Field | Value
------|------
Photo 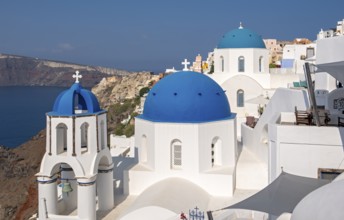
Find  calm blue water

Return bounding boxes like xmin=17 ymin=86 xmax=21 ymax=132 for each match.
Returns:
xmin=0 ymin=86 xmax=66 ymax=148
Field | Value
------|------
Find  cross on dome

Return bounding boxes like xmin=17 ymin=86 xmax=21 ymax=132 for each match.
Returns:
xmin=239 ymin=22 xmax=244 ymax=29
xmin=182 ymin=59 xmax=190 ymax=71
xmin=73 ymin=71 xmax=82 ymax=83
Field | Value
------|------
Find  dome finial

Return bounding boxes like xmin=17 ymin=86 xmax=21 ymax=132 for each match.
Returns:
xmin=239 ymin=22 xmax=244 ymax=29
xmin=73 ymin=71 xmax=82 ymax=83
xmin=181 ymin=59 xmax=190 ymax=71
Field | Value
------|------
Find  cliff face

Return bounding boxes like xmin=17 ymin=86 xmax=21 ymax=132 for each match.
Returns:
xmin=92 ymin=72 xmax=161 ymax=107
xmin=0 ymin=54 xmax=132 ymax=88
xmin=0 ymin=130 xmax=46 ymax=220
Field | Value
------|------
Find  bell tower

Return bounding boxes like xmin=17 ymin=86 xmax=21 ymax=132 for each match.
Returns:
xmin=36 ymin=71 xmax=114 ymax=220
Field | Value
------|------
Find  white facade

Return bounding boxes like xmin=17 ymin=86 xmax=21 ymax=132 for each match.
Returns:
xmin=213 ymin=48 xmax=269 ymax=76
xmin=210 ymin=46 xmax=270 ymax=119
xmin=282 ymin=43 xmax=316 ymax=74
xmin=315 ymin=35 xmax=344 ymax=92
xmin=268 ymin=123 xmax=344 ymax=182
xmin=126 ymin=117 xmax=237 ymax=197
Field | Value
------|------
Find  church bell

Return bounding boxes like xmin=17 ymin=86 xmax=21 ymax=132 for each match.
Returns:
xmin=62 ymin=182 xmax=73 ymax=193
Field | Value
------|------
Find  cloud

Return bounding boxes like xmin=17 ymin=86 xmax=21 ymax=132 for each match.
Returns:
xmin=52 ymin=43 xmax=74 ymax=53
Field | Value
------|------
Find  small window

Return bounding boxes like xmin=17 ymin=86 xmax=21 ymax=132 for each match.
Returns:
xmin=80 ymin=122 xmax=89 ymax=154
xmin=318 ymin=168 xmax=344 ymax=181
xmin=100 ymin=121 xmax=105 ymax=150
xmin=56 ymin=123 xmax=68 ymax=155
xmin=238 ymin=56 xmax=245 ymax=72
xmin=306 ymin=47 xmax=315 ymax=59
xmin=220 ymin=56 xmax=224 ymax=72
xmin=211 ymin=137 xmax=222 ymax=167
xmin=171 ymin=140 xmax=182 ymax=169
xmin=237 ymin=90 xmax=244 ymax=107
xmin=141 ymin=135 xmax=148 ymax=163
xmin=259 ymin=56 xmax=264 ymax=72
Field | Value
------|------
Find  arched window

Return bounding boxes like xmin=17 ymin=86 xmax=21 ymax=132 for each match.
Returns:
xmin=141 ymin=135 xmax=148 ymax=163
xmin=259 ymin=56 xmax=264 ymax=72
xmin=211 ymin=137 xmax=222 ymax=167
xmin=100 ymin=120 xmax=105 ymax=150
xmin=238 ymin=56 xmax=245 ymax=72
xmin=220 ymin=56 xmax=224 ymax=72
xmin=80 ymin=122 xmax=89 ymax=153
xmin=56 ymin=123 xmax=67 ymax=155
xmin=237 ymin=89 xmax=244 ymax=107
xmin=171 ymin=140 xmax=182 ymax=169
xmin=74 ymin=94 xmax=87 ymax=114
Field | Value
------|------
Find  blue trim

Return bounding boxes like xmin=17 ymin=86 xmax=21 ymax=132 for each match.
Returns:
xmin=47 ymin=109 xmax=106 ymax=117
xmin=218 ymin=28 xmax=266 ymax=49
xmin=137 ymin=113 xmax=236 ymax=123
xmin=78 ymin=180 xmax=96 ymax=186
xmin=37 ymin=178 xmax=58 ymax=184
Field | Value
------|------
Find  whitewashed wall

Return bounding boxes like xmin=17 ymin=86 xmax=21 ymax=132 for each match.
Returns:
xmin=269 ymin=124 xmax=344 ymax=182
xmin=127 ymin=118 xmax=237 ymax=196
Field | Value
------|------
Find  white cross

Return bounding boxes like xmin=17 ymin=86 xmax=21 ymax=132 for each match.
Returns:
xmin=73 ymin=71 xmax=82 ymax=83
xmin=239 ymin=21 xmax=244 ymax=29
xmin=182 ymin=59 xmax=190 ymax=71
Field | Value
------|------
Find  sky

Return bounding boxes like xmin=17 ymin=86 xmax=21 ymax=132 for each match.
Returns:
xmin=0 ymin=0 xmax=343 ymax=73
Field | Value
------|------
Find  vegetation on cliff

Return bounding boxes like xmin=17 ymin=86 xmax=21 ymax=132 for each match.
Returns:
xmin=92 ymin=72 xmax=161 ymax=137
xmin=108 ymin=97 xmax=140 ymax=137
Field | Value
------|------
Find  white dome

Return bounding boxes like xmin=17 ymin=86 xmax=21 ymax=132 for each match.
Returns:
xmin=291 ymin=180 xmax=344 ymax=220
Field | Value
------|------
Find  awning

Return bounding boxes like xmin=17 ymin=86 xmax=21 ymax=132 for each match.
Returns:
xmin=316 ymin=61 xmax=344 ymax=83
xmin=219 ymin=172 xmax=330 ymax=217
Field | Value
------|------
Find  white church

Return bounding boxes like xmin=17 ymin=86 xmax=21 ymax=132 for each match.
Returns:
xmin=36 ymin=22 xmax=344 ymax=220
xmin=36 ymin=72 xmax=114 ymax=220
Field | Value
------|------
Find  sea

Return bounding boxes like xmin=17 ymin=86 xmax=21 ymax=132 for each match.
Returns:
xmin=0 ymin=86 xmax=66 ymax=148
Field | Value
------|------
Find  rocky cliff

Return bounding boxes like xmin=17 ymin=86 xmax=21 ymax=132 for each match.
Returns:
xmin=0 ymin=54 xmax=132 ymax=88
xmin=0 ymin=130 xmax=46 ymax=220
xmin=92 ymin=72 xmax=161 ymax=107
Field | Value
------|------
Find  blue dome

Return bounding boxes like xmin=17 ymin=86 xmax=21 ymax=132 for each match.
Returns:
xmin=49 ymin=83 xmax=102 ymax=116
xmin=218 ymin=27 xmax=266 ymax=49
xmin=139 ymin=71 xmax=234 ymax=123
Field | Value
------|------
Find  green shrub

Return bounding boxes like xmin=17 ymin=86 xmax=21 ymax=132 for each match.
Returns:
xmin=123 ymin=124 xmax=135 ymax=137
xmin=269 ymin=63 xmax=277 ymax=68
xmin=139 ymin=87 xmax=150 ymax=97
xmin=114 ymin=124 xmax=125 ymax=136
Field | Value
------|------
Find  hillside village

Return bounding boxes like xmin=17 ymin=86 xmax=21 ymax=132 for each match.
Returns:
xmin=33 ymin=19 xmax=344 ymax=220
xmin=1 ymin=19 xmax=344 ymax=220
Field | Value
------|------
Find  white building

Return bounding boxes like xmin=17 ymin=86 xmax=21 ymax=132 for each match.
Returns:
xmin=263 ymin=39 xmax=284 ymax=65
xmin=314 ymin=32 xmax=344 ymax=93
xmin=119 ymin=71 xmax=238 ymax=218
xmin=317 ymin=19 xmax=344 ymax=40
xmin=36 ymin=72 xmax=114 ymax=220
xmin=208 ymin=24 xmax=300 ymax=129
xmin=281 ymin=42 xmax=316 ymax=74
xmin=209 ymin=24 xmax=270 ymax=120
xmin=237 ymin=21 xmax=344 ymax=220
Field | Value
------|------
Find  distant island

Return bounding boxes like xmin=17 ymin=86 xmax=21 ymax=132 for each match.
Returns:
xmin=0 ymin=54 xmax=133 ymax=88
